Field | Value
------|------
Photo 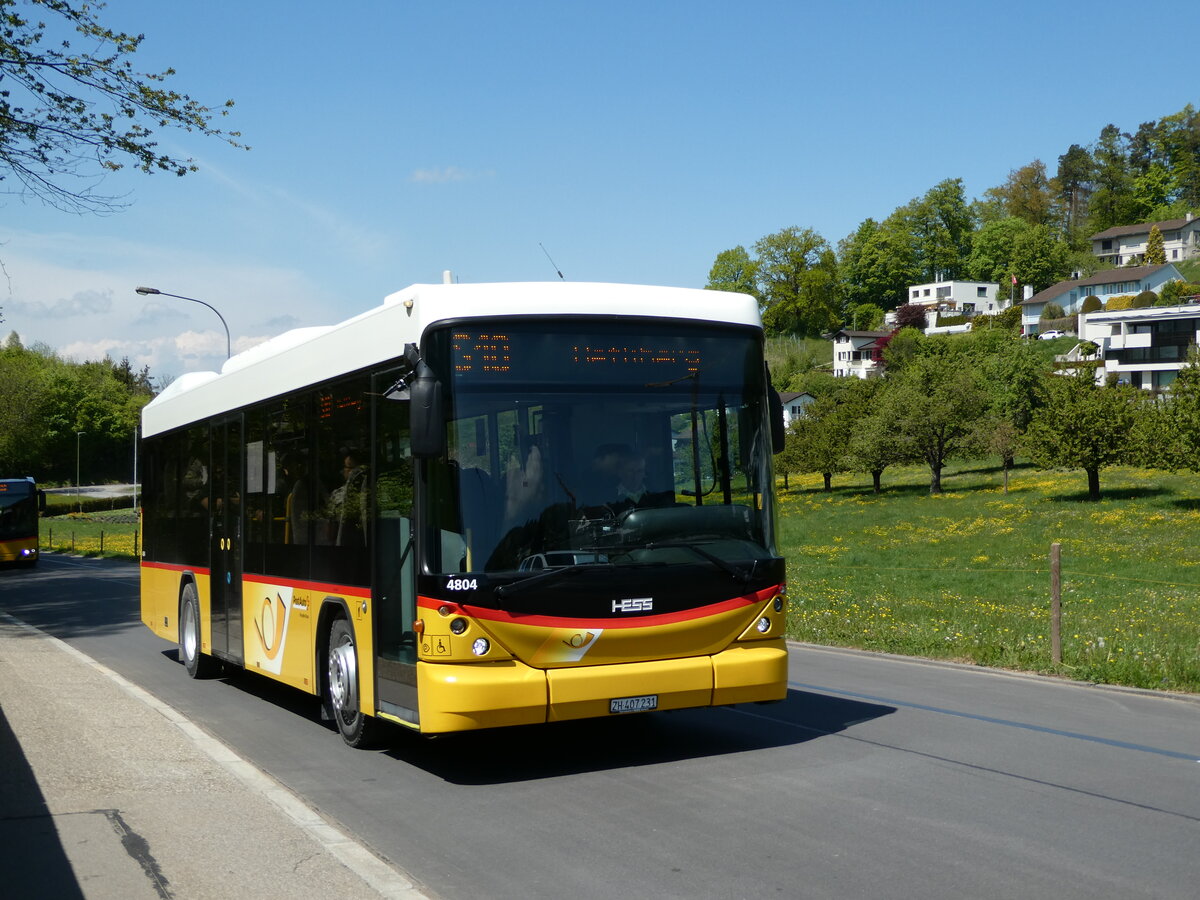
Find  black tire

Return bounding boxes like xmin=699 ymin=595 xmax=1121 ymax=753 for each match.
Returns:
xmin=179 ymin=582 xmax=218 ymax=678
xmin=326 ymin=616 xmax=380 ymax=748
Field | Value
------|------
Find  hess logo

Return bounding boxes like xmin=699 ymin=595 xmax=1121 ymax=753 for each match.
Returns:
xmin=612 ymin=597 xmax=653 ymax=613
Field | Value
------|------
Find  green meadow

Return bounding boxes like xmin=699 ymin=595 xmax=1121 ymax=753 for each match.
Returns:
xmin=778 ymin=461 xmax=1200 ymax=693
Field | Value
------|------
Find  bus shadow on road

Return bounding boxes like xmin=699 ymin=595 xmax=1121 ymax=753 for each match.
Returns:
xmin=382 ymin=688 xmax=895 ymax=785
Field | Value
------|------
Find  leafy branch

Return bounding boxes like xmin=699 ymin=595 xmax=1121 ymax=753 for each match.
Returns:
xmin=0 ymin=0 xmax=246 ymax=212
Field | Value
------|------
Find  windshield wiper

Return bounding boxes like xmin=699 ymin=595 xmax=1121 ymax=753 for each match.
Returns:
xmin=633 ymin=540 xmax=754 ymax=587
xmin=493 ymin=562 xmax=610 ymax=602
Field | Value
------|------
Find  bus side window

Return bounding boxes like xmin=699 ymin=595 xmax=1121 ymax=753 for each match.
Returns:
xmin=312 ymin=376 xmax=370 ymax=586
xmin=264 ymin=399 xmax=313 ymax=581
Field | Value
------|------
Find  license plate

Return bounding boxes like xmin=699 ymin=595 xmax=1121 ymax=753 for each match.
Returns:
xmin=610 ymin=694 xmax=658 ymax=713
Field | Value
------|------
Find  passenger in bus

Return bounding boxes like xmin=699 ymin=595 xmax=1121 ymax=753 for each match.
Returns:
xmin=282 ymin=454 xmax=324 ymax=544
xmin=331 ymin=450 xmax=368 ymax=546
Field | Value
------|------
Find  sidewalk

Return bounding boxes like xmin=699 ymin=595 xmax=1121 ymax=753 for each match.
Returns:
xmin=0 ymin=614 xmax=429 ymax=900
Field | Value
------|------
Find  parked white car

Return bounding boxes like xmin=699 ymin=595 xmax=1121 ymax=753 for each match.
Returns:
xmin=1038 ymin=330 xmax=1065 ymax=340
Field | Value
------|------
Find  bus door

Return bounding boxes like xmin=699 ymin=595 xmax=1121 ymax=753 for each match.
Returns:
xmin=209 ymin=416 xmax=244 ymax=662
xmin=372 ymin=368 xmax=419 ymax=723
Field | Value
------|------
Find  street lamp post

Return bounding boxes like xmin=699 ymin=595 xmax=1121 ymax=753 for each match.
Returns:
xmin=76 ymin=431 xmax=84 ymax=514
xmin=135 ymin=286 xmax=231 ymax=359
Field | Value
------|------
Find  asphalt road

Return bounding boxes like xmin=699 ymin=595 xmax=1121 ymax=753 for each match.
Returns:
xmin=3 ymin=555 xmax=1199 ymax=899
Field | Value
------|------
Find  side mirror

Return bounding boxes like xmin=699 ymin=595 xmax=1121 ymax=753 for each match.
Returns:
xmin=769 ymin=390 xmax=785 ymax=454
xmin=409 ymin=361 xmax=446 ymax=458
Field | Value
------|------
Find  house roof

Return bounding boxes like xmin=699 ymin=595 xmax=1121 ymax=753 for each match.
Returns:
xmin=1090 ymin=217 xmax=1197 ymax=241
xmin=827 ymin=329 xmax=891 ymax=339
xmin=778 ymin=391 xmax=814 ymax=404
xmin=1020 ymin=264 xmax=1179 ymax=306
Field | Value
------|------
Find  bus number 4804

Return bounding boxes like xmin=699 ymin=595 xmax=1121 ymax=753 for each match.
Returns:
xmin=446 ymin=578 xmax=478 ymax=591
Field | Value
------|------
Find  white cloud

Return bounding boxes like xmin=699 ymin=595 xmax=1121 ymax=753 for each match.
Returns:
xmin=9 ymin=288 xmax=113 ymax=319
xmin=1 ymin=227 xmax=338 ymax=380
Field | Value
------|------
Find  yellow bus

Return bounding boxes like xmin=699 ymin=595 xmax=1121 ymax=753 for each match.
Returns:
xmin=140 ymin=281 xmax=788 ymax=746
xmin=0 ymin=477 xmax=43 ymax=566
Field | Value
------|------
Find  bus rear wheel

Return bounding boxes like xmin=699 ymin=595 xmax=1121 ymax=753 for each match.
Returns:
xmin=326 ymin=616 xmax=380 ymax=748
xmin=179 ymin=583 xmax=218 ymax=678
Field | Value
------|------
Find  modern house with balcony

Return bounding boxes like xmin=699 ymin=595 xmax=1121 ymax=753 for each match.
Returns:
xmin=1090 ymin=215 xmax=1200 ymax=265
xmin=902 ymin=280 xmax=1004 ymax=315
xmin=829 ymin=329 xmax=889 ymax=378
xmin=1019 ymin=264 xmax=1182 ymax=336
xmin=1078 ymin=304 xmax=1200 ymax=390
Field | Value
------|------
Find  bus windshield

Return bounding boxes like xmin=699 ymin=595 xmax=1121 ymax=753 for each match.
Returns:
xmin=0 ymin=480 xmax=37 ymax=540
xmin=421 ymin=320 xmax=778 ymax=585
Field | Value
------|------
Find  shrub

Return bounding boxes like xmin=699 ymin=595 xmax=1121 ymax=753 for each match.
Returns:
xmin=893 ymin=303 xmax=929 ymax=331
xmin=1106 ymin=294 xmax=1135 ymax=311
xmin=1080 ymin=295 xmax=1102 ymax=314
xmin=1133 ymin=290 xmax=1158 ymax=308
xmin=1041 ymin=302 xmax=1065 ymax=320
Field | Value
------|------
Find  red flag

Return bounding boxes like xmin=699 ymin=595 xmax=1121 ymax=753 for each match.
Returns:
xmin=1011 ymin=275 xmax=1017 ymax=285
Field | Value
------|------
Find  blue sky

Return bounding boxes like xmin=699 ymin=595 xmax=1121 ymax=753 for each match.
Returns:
xmin=4 ymin=0 xmax=1199 ymax=378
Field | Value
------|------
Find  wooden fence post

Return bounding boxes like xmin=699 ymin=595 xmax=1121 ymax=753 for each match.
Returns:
xmin=1050 ymin=542 xmax=1062 ymax=664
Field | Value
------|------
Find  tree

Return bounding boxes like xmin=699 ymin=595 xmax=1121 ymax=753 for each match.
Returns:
xmin=1088 ymin=124 xmax=1136 ymax=233
xmin=1023 ymin=372 xmax=1144 ymax=501
xmin=0 ymin=338 xmax=152 ymax=479
xmin=906 ymin=178 xmax=973 ymax=281
xmin=983 ymin=160 xmax=1056 ymax=228
xmin=1054 ymin=144 xmax=1094 ymax=241
xmin=845 ymin=302 xmax=885 ymax=331
xmin=845 ymin=216 xmax=922 ymax=310
xmin=0 ymin=0 xmax=244 ymax=212
xmin=846 ymin=380 xmax=905 ymax=492
xmin=1145 ymin=347 xmax=1200 ymax=470
xmin=753 ymin=227 xmax=842 ymax=336
xmin=966 ymin=216 xmax=1029 ymax=285
xmin=1144 ymin=225 xmax=1167 ymax=265
xmin=977 ymin=332 xmax=1049 ymax=476
xmin=875 ymin=353 xmax=990 ymax=493
xmin=1009 ymin=224 xmax=1072 ymax=293
xmin=780 ymin=392 xmax=850 ymax=492
xmin=706 ymin=246 xmax=759 ymax=299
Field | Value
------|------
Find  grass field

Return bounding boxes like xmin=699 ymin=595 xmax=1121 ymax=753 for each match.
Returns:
xmin=40 ymin=509 xmax=139 ymax=558
xmin=778 ymin=460 xmax=1200 ymax=692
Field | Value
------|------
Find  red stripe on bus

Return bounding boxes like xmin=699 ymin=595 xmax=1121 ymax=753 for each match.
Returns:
xmin=140 ymin=561 xmax=369 ymax=598
xmin=141 ymin=560 xmax=211 ymax=576
xmin=417 ymin=584 xmax=779 ymax=630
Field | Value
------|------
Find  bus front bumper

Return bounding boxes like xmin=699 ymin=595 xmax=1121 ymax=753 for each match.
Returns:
xmin=413 ymin=639 xmax=788 ymax=734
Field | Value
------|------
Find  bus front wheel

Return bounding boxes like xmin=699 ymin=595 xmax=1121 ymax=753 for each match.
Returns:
xmin=326 ymin=617 xmax=380 ymax=748
xmin=179 ymin=583 xmax=217 ymax=678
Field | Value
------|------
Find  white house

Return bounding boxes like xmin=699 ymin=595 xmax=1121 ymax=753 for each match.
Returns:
xmin=1078 ymin=303 xmax=1200 ymax=390
xmin=1090 ymin=214 xmax=1200 ymax=266
xmin=903 ymin=280 xmax=1004 ymax=315
xmin=1019 ymin=264 xmax=1182 ymax=336
xmin=778 ymin=391 xmax=815 ymax=427
xmin=829 ymin=329 xmax=889 ymax=378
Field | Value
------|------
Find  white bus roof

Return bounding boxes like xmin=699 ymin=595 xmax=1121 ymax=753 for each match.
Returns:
xmin=142 ymin=281 xmax=762 ymax=438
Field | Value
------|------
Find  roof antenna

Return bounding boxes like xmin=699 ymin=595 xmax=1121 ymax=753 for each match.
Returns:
xmin=540 ymin=243 xmax=565 ymax=280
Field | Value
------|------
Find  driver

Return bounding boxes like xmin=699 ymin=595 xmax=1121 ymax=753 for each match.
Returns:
xmin=609 ymin=446 xmax=673 ymax=514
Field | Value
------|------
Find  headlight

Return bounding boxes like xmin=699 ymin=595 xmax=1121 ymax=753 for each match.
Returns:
xmin=756 ymin=617 xmax=771 ymax=634
xmin=471 ymin=638 xmax=490 ymax=656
